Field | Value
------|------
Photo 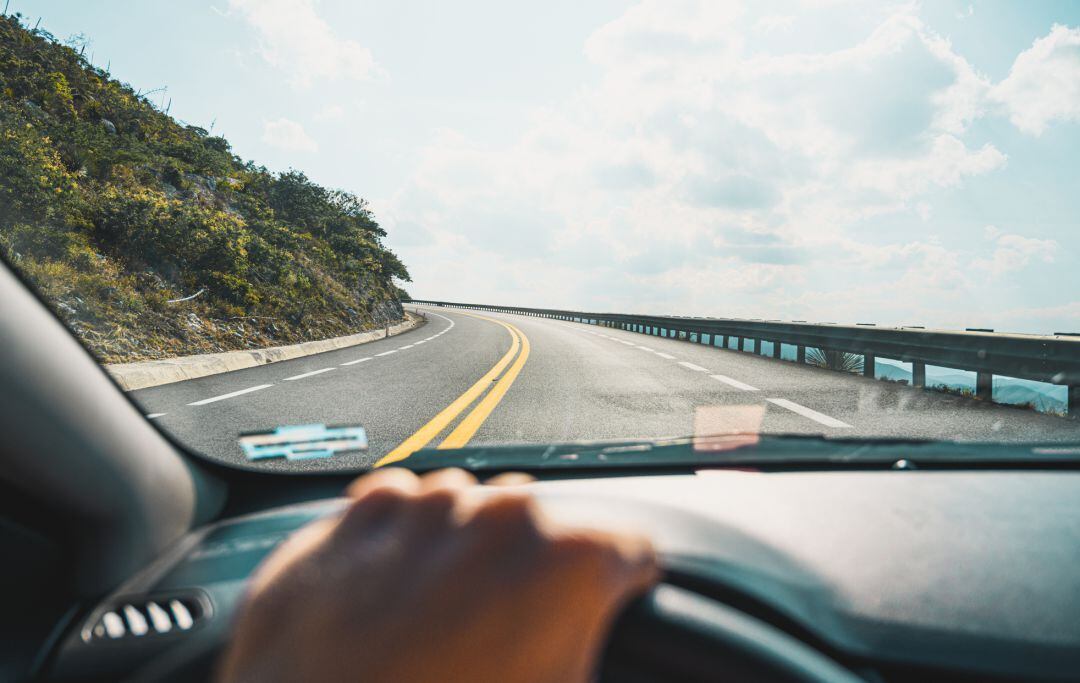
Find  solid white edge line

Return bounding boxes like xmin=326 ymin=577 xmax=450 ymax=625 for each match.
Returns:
xmin=341 ymin=357 xmax=372 ymax=366
xmin=283 ymin=368 xmax=335 ymax=381
xmin=678 ymin=361 xmax=709 ymax=372
xmin=654 ymin=352 xmax=676 ymax=360
xmin=146 ymin=413 xmax=166 ymax=419
xmin=767 ymin=398 xmax=852 ymax=428
xmin=375 ymin=350 xmax=398 ymax=357
xmin=709 ymin=375 xmax=760 ymax=392
xmin=636 ymin=345 xmax=653 ymax=351
xmin=398 ymin=344 xmax=414 ymax=350
xmin=188 ymin=384 xmax=273 ymax=406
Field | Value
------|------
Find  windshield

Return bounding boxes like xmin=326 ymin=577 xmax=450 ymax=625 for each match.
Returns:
xmin=2 ymin=2 xmax=1078 ymax=472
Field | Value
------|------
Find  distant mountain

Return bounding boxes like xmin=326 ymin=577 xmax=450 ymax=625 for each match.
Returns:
xmin=875 ymin=363 xmax=912 ymax=383
xmin=873 ymin=362 xmax=1066 ymax=413
xmin=993 ymin=379 xmax=1067 ymax=413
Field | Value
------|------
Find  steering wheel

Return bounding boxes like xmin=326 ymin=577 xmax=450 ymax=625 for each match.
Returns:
xmin=600 ymin=583 xmax=861 ymax=682
xmin=128 ymin=583 xmax=860 ymax=683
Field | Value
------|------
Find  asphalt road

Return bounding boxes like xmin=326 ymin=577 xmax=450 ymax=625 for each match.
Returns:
xmin=133 ymin=306 xmax=1080 ymax=471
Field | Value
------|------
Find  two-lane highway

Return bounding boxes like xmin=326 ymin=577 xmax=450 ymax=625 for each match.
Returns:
xmin=133 ymin=306 xmax=1080 ymax=470
xmin=134 ymin=309 xmax=511 ymax=471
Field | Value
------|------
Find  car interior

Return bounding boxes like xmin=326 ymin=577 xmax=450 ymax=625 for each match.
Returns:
xmin=3 ymin=254 xmax=1080 ymax=683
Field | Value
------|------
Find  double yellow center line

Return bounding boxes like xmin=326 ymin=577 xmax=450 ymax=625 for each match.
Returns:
xmin=374 ymin=312 xmax=530 ymax=466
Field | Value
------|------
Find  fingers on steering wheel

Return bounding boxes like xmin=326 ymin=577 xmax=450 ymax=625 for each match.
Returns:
xmin=345 ymin=467 xmax=421 ymax=499
xmin=484 ymin=472 xmax=535 ymax=487
xmin=419 ymin=467 xmax=478 ymax=493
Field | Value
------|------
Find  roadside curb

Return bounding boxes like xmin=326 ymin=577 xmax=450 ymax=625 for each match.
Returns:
xmin=107 ymin=312 xmax=424 ymax=391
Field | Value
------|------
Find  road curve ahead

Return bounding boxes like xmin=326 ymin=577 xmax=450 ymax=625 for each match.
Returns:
xmin=133 ymin=306 xmax=1080 ymax=471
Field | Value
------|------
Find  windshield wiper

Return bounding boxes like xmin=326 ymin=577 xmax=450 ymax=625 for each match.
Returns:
xmin=403 ymin=433 xmax=1080 ymax=473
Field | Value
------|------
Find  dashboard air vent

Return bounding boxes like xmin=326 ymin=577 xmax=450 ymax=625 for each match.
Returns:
xmin=85 ymin=595 xmax=207 ymax=642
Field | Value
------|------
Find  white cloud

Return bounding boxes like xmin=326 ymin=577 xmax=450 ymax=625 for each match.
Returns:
xmin=995 ymin=302 xmax=1080 ymax=333
xmin=973 ymin=226 xmax=1058 ymax=275
xmin=314 ymin=103 xmax=346 ymax=122
xmin=228 ymin=0 xmax=383 ymax=88
xmin=262 ymin=118 xmax=318 ymax=152
xmin=383 ymin=1 xmax=1071 ymax=329
xmin=755 ymin=14 xmax=795 ymax=33
xmin=990 ymin=24 xmax=1080 ymax=135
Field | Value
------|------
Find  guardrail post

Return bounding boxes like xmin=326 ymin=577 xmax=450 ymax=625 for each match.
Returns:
xmin=773 ymin=342 xmax=782 ymax=359
xmin=752 ymin=338 xmax=761 ymax=355
xmin=864 ymin=354 xmax=875 ymax=378
xmin=976 ymin=372 xmax=992 ymax=401
xmin=797 ymin=346 xmax=806 ymax=363
xmin=912 ymin=362 xmax=926 ymax=388
xmin=1070 ymin=386 xmax=1079 ymax=418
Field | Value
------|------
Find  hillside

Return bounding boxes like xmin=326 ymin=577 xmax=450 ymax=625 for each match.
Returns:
xmin=0 ymin=14 xmax=410 ymax=363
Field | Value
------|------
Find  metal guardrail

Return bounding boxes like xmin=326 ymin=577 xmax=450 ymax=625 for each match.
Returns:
xmin=407 ymin=299 xmax=1080 ymax=416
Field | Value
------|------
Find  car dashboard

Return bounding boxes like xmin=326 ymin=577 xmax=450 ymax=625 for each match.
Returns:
xmin=47 ymin=469 xmax=1080 ymax=682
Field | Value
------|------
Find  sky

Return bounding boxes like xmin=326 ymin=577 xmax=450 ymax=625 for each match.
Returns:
xmin=24 ymin=0 xmax=1080 ymax=333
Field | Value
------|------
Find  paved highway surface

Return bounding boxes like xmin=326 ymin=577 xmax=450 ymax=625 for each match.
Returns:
xmin=133 ymin=306 xmax=1080 ymax=471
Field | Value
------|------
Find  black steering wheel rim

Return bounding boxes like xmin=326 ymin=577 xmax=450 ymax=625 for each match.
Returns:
xmin=600 ymin=583 xmax=862 ymax=683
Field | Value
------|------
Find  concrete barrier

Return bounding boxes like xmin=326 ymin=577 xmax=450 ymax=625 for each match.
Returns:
xmin=107 ymin=313 xmax=424 ymax=391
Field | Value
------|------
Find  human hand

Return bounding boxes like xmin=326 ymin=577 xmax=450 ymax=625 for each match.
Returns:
xmin=218 ymin=467 xmax=658 ymax=683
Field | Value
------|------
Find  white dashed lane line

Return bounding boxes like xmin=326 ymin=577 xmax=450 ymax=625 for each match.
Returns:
xmin=175 ymin=310 xmax=455 ymax=410
xmin=146 ymin=413 xmax=166 ymax=419
xmin=710 ymin=374 xmax=759 ymax=391
xmin=283 ymin=368 xmax=335 ymax=381
xmin=188 ymin=384 xmax=273 ymax=406
xmin=575 ymin=325 xmax=855 ymax=430
xmin=341 ymin=357 xmax=372 ymax=366
xmin=767 ymin=398 xmax=852 ymax=428
xmin=678 ymin=361 xmax=709 ymax=372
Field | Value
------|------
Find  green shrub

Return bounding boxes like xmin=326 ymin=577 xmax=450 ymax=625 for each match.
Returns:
xmin=0 ymin=14 xmax=411 ymax=362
